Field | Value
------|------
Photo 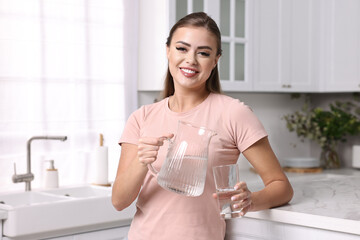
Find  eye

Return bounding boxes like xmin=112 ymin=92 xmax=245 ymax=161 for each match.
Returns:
xmin=198 ymin=51 xmax=210 ymax=57
xmin=176 ymin=47 xmax=187 ymax=52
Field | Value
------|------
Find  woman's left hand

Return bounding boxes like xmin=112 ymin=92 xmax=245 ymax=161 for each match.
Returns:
xmin=231 ymin=181 xmax=252 ymax=216
xmin=213 ymin=181 xmax=252 ymax=217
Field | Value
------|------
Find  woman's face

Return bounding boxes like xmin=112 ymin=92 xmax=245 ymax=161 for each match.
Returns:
xmin=166 ymin=26 xmax=220 ymax=92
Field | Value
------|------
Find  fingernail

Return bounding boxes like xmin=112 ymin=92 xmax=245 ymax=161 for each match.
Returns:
xmin=231 ymin=196 xmax=236 ymax=201
xmin=233 ymin=204 xmax=239 ymax=208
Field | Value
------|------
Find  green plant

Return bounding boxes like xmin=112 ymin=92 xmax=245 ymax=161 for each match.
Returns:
xmin=283 ymin=93 xmax=360 ymax=168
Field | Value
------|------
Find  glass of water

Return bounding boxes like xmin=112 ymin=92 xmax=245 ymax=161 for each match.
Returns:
xmin=213 ymin=164 xmax=243 ymax=219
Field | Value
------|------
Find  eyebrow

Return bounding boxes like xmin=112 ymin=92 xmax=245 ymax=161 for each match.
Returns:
xmin=176 ymin=41 xmax=213 ymax=51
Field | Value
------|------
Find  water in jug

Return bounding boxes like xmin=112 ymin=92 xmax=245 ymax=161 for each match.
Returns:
xmin=148 ymin=120 xmax=216 ymax=197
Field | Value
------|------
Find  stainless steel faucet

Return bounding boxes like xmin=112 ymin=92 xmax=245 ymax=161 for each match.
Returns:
xmin=12 ymin=136 xmax=67 ymax=191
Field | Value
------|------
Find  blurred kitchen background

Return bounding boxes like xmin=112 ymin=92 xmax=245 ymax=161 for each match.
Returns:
xmin=0 ymin=0 xmax=359 ymax=192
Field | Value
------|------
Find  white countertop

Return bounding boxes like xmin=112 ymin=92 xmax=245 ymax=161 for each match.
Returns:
xmin=235 ymin=168 xmax=360 ymax=235
xmin=1 ymin=169 xmax=359 ymax=236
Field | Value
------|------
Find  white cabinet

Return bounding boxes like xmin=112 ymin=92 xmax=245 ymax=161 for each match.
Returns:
xmin=137 ymin=0 xmax=360 ymax=93
xmin=43 ymin=226 xmax=130 ymax=240
xmin=226 ymin=217 xmax=360 ymax=240
xmin=137 ymin=0 xmax=170 ymax=91
xmin=216 ymin=0 xmax=253 ymax=91
xmin=320 ymin=0 xmax=360 ymax=92
xmin=252 ymin=0 xmax=360 ymax=93
xmin=2 ymin=226 xmax=130 ymax=240
xmin=252 ymin=0 xmax=322 ymax=92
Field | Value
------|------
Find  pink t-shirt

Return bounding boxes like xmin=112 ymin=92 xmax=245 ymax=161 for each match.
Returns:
xmin=119 ymin=93 xmax=267 ymax=240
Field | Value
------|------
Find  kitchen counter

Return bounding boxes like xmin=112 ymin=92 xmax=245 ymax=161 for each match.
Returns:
xmin=228 ymin=168 xmax=360 ymax=237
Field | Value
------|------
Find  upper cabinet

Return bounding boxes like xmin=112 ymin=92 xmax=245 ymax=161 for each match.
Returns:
xmin=217 ymin=0 xmax=253 ymax=91
xmin=137 ymin=0 xmax=360 ymax=92
xmin=253 ymin=0 xmax=360 ymax=92
xmin=252 ymin=0 xmax=321 ymax=92
xmin=320 ymin=0 xmax=360 ymax=92
xmin=137 ymin=0 xmax=170 ymax=91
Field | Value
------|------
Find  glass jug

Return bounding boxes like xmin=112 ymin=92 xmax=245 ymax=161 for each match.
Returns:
xmin=148 ymin=121 xmax=216 ymax=197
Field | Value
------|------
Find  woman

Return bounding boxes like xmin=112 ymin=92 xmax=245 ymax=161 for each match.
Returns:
xmin=112 ymin=12 xmax=293 ymax=240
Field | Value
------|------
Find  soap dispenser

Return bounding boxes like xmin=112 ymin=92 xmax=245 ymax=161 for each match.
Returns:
xmin=44 ymin=160 xmax=59 ymax=189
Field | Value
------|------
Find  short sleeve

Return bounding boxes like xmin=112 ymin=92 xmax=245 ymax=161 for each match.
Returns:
xmin=119 ymin=106 xmax=144 ymax=145
xmin=228 ymin=100 xmax=268 ymax=152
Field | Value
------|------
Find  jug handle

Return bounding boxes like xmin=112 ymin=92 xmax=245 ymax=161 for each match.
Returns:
xmin=147 ymin=163 xmax=159 ymax=177
xmin=147 ymin=137 xmax=172 ymax=177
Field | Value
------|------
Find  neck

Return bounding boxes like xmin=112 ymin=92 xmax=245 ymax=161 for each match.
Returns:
xmin=169 ymin=90 xmax=210 ymax=113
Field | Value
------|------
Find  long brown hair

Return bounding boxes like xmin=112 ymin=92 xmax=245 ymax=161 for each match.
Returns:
xmin=161 ymin=12 xmax=222 ymax=99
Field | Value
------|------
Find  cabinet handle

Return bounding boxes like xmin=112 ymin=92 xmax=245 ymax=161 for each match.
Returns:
xmin=282 ymin=84 xmax=292 ymax=88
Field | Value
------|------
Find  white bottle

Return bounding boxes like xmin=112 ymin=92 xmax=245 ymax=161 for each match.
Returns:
xmin=44 ymin=160 xmax=59 ymax=188
xmin=93 ymin=133 xmax=110 ymax=186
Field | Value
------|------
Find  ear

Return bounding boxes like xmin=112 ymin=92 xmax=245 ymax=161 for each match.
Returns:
xmin=213 ymin=54 xmax=221 ymax=69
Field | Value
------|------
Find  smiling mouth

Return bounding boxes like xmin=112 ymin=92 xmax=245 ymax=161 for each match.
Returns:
xmin=180 ymin=67 xmax=199 ymax=77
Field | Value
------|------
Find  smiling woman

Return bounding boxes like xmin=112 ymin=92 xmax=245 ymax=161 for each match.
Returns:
xmin=112 ymin=12 xmax=293 ymax=240
xmin=0 ymin=1 xmax=138 ymax=191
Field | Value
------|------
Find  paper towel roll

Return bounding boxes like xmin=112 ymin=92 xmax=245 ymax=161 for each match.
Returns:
xmin=352 ymin=145 xmax=360 ymax=169
xmin=94 ymin=146 xmax=109 ymax=185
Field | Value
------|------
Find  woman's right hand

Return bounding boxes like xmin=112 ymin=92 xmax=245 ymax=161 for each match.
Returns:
xmin=137 ymin=133 xmax=174 ymax=166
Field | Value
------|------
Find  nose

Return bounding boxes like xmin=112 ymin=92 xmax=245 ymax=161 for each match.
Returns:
xmin=186 ymin=52 xmax=197 ymax=65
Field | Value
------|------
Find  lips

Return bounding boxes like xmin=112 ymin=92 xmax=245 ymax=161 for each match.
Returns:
xmin=180 ymin=67 xmax=199 ymax=78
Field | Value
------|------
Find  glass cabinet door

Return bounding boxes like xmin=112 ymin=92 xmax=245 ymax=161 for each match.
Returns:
xmin=219 ymin=0 xmax=247 ymax=85
xmin=175 ymin=0 xmax=205 ymax=22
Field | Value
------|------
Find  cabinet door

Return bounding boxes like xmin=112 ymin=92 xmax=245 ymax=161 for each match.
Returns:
xmin=137 ymin=0 xmax=170 ymax=91
xmin=217 ymin=0 xmax=253 ymax=92
xmin=253 ymin=0 xmax=320 ymax=92
xmin=321 ymin=0 xmax=360 ymax=92
xmin=44 ymin=226 xmax=130 ymax=240
xmin=73 ymin=226 xmax=130 ymax=240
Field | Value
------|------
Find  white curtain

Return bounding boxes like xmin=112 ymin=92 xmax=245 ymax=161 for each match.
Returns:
xmin=0 ymin=0 xmax=138 ymax=192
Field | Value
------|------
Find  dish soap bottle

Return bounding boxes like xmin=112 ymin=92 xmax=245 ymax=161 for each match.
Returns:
xmin=93 ymin=133 xmax=110 ymax=186
xmin=44 ymin=160 xmax=59 ymax=188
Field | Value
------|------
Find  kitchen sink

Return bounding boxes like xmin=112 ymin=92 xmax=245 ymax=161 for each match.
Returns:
xmin=0 ymin=185 xmax=136 ymax=240
xmin=0 ymin=191 xmax=68 ymax=209
xmin=42 ymin=185 xmax=111 ymax=198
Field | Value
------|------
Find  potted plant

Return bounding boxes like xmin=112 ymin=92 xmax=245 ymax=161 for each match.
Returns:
xmin=283 ymin=93 xmax=360 ymax=169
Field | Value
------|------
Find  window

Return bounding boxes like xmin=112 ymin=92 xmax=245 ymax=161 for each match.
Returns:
xmin=0 ymin=1 xmax=137 ymax=191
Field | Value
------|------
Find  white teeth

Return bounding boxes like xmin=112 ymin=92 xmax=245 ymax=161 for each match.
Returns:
xmin=182 ymin=68 xmax=196 ymax=74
